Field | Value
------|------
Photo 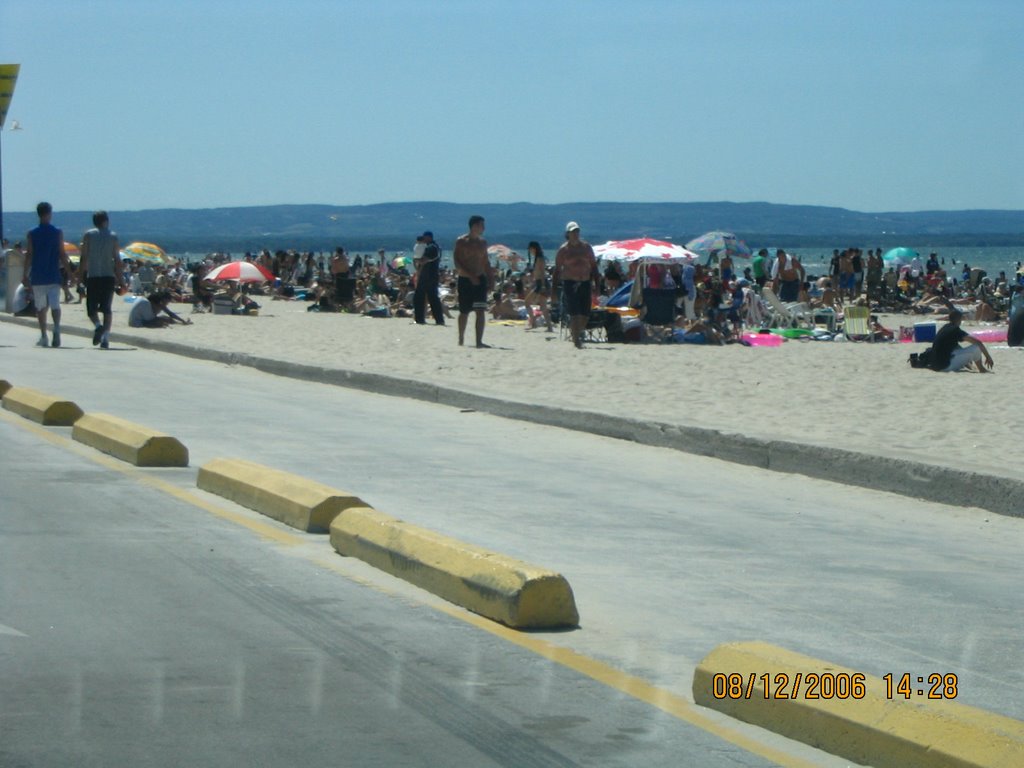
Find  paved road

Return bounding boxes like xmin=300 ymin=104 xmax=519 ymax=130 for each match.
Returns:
xmin=2 ymin=321 xmax=1022 ymax=765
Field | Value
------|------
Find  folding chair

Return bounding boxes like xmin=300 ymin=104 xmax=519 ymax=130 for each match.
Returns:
xmin=843 ymin=305 xmax=873 ymax=341
xmin=640 ymin=288 xmax=678 ymax=341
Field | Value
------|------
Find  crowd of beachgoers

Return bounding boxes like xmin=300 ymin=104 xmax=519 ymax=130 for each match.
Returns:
xmin=7 ymin=236 xmax=1024 ymax=347
xmin=123 ymin=243 xmax=1024 ymax=339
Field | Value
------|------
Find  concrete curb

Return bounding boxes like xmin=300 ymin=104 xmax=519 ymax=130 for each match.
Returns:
xmin=693 ymin=641 xmax=1024 ymax=768
xmin=2 ymin=385 xmax=83 ymax=426
xmin=5 ymin=315 xmax=1020 ymax=518
xmin=330 ymin=506 xmax=580 ymax=630
xmin=197 ymin=458 xmax=367 ymax=533
xmin=72 ymin=412 xmax=189 ymax=467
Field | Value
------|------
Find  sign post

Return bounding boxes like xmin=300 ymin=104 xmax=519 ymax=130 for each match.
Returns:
xmin=0 ymin=64 xmax=21 ymax=246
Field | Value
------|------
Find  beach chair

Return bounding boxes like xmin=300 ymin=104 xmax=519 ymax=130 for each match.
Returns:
xmin=843 ymin=305 xmax=873 ymax=342
xmin=639 ymin=288 xmax=678 ymax=341
xmin=761 ymin=287 xmax=813 ymax=328
xmin=742 ymin=289 xmax=768 ymax=328
xmin=555 ymin=287 xmax=607 ymax=343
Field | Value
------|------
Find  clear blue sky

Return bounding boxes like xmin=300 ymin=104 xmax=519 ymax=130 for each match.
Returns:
xmin=1 ymin=0 xmax=1022 ymax=214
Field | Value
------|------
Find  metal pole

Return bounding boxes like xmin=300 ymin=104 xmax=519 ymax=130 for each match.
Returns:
xmin=0 ymin=128 xmax=5 ymax=245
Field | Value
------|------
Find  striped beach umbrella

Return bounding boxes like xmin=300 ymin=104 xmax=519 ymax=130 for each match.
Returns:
xmin=122 ymin=242 xmax=171 ymax=265
xmin=685 ymin=231 xmax=752 ymax=259
xmin=205 ymin=260 xmax=274 ymax=283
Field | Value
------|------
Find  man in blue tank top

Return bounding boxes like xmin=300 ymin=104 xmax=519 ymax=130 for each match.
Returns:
xmin=22 ymin=202 xmax=71 ymax=347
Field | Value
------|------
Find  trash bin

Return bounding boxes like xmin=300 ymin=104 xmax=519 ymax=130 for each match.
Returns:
xmin=4 ymin=248 xmax=26 ymax=314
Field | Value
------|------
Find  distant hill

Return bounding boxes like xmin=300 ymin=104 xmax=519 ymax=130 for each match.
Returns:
xmin=4 ymin=201 xmax=1023 ymax=253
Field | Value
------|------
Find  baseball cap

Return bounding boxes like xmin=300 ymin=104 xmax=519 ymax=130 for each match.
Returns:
xmin=421 ymin=231 xmax=433 ymax=239
xmin=565 ymin=221 xmax=580 ymax=233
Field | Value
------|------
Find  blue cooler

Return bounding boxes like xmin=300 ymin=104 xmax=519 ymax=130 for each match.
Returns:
xmin=914 ymin=322 xmax=937 ymax=342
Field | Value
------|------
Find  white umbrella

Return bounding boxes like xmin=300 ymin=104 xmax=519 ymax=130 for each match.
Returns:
xmin=593 ymin=238 xmax=700 ymax=265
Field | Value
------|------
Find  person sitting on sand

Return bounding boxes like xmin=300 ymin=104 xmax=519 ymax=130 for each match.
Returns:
xmin=810 ymin=279 xmax=839 ymax=310
xmin=926 ymin=309 xmax=994 ymax=373
xmin=675 ymin=319 xmax=725 ymax=345
xmin=974 ymin=296 xmax=998 ymax=323
xmin=869 ymin=315 xmax=894 ymax=342
xmin=129 ymin=291 xmax=192 ymax=329
xmin=218 ymin=282 xmax=260 ymax=315
xmin=491 ymin=285 xmax=523 ymax=321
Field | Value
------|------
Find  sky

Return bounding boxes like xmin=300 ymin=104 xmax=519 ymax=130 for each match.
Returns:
xmin=0 ymin=0 xmax=1022 ymax=215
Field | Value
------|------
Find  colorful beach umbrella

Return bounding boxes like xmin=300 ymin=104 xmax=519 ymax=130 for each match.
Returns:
xmin=122 ymin=242 xmax=171 ymax=265
xmin=205 ymin=260 xmax=274 ymax=283
xmin=593 ymin=238 xmax=699 ymax=264
xmin=685 ymin=231 xmax=752 ymax=259
xmin=391 ymin=255 xmax=413 ymax=270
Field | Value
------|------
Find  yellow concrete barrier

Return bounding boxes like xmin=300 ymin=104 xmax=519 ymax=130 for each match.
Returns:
xmin=693 ymin=641 xmax=1024 ymax=768
xmin=197 ymin=458 xmax=367 ymax=533
xmin=330 ymin=506 xmax=579 ymax=630
xmin=0 ymin=379 xmax=12 ymax=398
xmin=72 ymin=413 xmax=189 ymax=467
xmin=2 ymin=386 xmax=83 ymax=426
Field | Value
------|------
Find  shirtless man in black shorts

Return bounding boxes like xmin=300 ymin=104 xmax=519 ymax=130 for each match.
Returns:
xmin=552 ymin=221 xmax=599 ymax=349
xmin=453 ymin=215 xmax=493 ymax=347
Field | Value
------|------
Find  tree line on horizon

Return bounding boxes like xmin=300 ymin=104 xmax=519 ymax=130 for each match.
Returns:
xmin=4 ymin=201 xmax=1023 ymax=254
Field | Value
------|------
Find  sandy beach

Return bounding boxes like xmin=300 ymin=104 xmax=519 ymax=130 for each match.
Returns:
xmin=10 ymin=298 xmax=1022 ymax=482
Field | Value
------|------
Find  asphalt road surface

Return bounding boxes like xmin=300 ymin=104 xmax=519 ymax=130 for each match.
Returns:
xmin=1 ymin=321 xmax=1021 ymax=767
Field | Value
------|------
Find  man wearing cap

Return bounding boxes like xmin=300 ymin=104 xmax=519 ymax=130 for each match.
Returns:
xmin=413 ymin=230 xmax=445 ymax=326
xmin=926 ymin=309 xmax=994 ymax=372
xmin=553 ymin=221 xmax=599 ymax=349
xmin=22 ymin=202 xmax=71 ymax=348
xmin=453 ymin=215 xmax=492 ymax=347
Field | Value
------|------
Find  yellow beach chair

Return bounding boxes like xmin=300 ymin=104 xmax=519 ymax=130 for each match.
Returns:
xmin=843 ymin=305 xmax=873 ymax=342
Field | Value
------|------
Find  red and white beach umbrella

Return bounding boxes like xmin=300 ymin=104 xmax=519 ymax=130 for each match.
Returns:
xmin=593 ymin=238 xmax=700 ymax=264
xmin=205 ymin=261 xmax=275 ymax=283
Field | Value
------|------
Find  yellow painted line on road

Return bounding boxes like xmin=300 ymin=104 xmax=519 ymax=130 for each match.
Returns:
xmin=436 ymin=605 xmax=820 ymax=768
xmin=0 ymin=410 xmax=302 ymax=548
xmin=3 ymin=409 xmax=816 ymax=768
